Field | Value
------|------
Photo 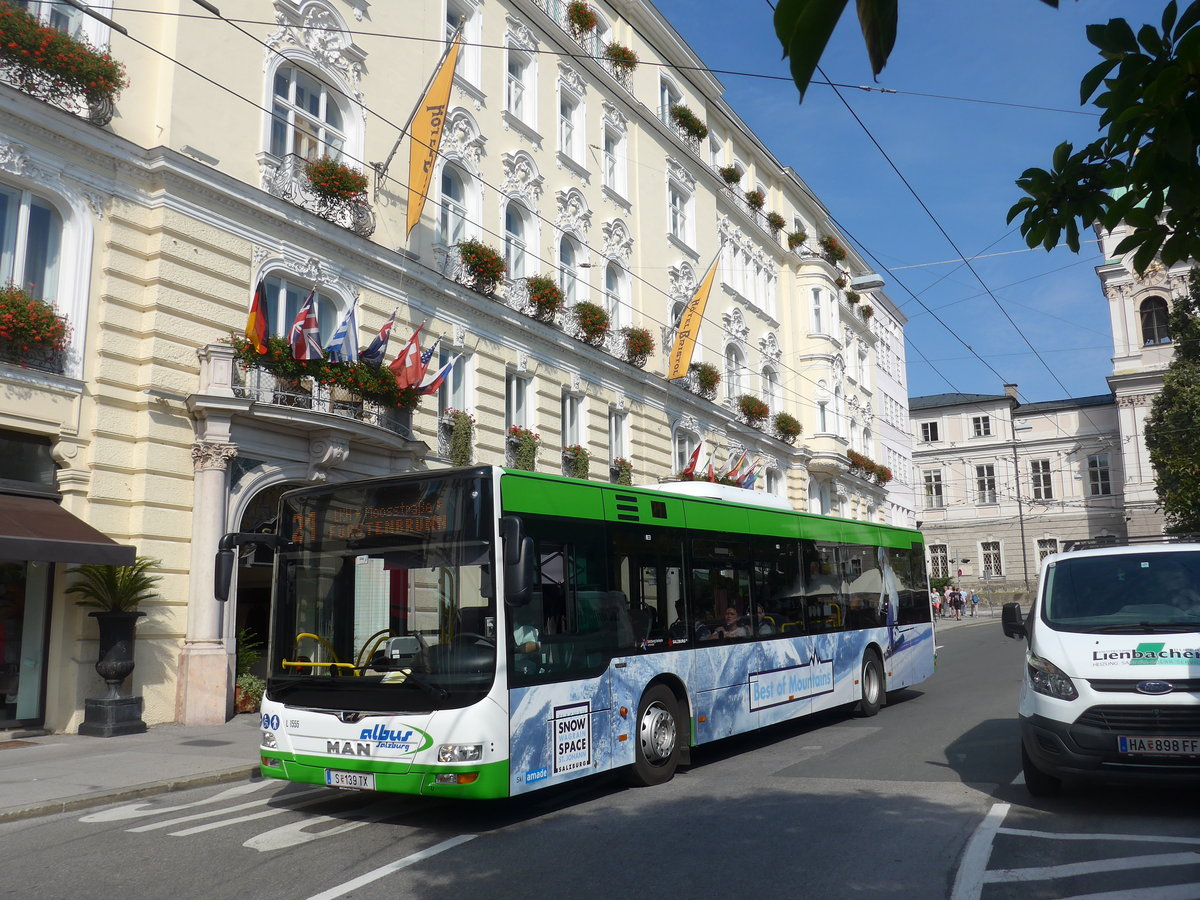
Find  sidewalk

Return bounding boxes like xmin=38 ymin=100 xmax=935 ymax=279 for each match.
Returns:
xmin=0 ymin=712 xmax=263 ymax=823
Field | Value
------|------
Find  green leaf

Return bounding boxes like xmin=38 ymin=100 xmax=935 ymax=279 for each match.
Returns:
xmin=1079 ymin=57 xmax=1119 ymax=102
xmin=775 ymin=0 xmax=850 ymax=101
xmin=1087 ymin=19 xmax=1138 ymax=55
xmin=855 ymin=0 xmax=898 ymax=79
xmin=1174 ymin=0 xmax=1200 ymax=39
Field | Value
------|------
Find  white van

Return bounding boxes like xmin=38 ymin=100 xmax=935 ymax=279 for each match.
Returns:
xmin=1001 ymin=539 xmax=1200 ymax=795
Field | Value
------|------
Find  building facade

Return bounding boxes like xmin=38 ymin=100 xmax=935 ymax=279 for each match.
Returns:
xmin=909 ymin=387 xmax=1126 ymax=598
xmin=0 ymin=0 xmax=914 ymax=733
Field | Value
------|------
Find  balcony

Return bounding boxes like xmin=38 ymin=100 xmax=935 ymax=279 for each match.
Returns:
xmin=261 ymin=154 xmax=376 ymax=238
xmin=194 ymin=344 xmax=412 ymax=440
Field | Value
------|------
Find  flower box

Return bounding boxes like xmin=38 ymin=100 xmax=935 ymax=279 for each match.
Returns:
xmin=508 ymin=425 xmax=540 ymax=471
xmin=562 ymin=443 xmax=591 ymax=479
xmin=525 ymin=274 xmax=564 ymax=321
xmin=457 ymin=239 xmax=506 ymax=295
xmin=573 ymin=301 xmax=610 ymax=346
xmin=303 ymin=156 xmax=368 ymax=203
xmin=669 ymin=103 xmax=708 ymax=141
xmin=566 ymin=1 xmax=598 ymax=34
xmin=819 ymin=233 xmax=847 ymax=263
xmin=766 ymin=212 xmax=786 ymax=233
xmin=603 ymin=42 xmax=638 ymax=74
xmin=787 ymin=231 xmax=807 ymax=251
xmin=845 ymin=290 xmax=860 ymax=304
xmin=621 ymin=326 xmax=655 ymax=368
xmin=689 ymin=361 xmax=719 ymax=400
xmin=443 ymin=408 xmax=475 ymax=466
xmin=737 ymin=393 xmax=770 ymax=427
xmin=0 ymin=284 xmax=69 ymax=372
xmin=772 ymin=412 xmax=802 ymax=445
xmin=611 ymin=456 xmax=633 ymax=485
xmin=717 ymin=164 xmax=742 ymax=186
xmin=744 ymin=189 xmax=765 ymax=211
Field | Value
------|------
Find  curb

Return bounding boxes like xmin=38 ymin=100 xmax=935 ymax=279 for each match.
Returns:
xmin=0 ymin=766 xmax=261 ymax=824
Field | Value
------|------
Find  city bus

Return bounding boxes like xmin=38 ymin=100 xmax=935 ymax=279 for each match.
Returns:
xmin=215 ymin=465 xmax=935 ymax=799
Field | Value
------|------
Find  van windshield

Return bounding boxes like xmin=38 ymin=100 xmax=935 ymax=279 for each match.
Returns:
xmin=1043 ymin=551 xmax=1200 ymax=633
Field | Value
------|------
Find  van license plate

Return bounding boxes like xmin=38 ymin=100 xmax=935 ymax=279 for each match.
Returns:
xmin=1117 ymin=735 xmax=1200 ymax=755
xmin=325 ymin=769 xmax=375 ymax=790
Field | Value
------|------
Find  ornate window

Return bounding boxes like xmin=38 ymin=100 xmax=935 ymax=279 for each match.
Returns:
xmin=504 ymin=200 xmax=531 ymax=280
xmin=559 ymin=234 xmax=582 ymax=304
xmin=439 ymin=164 xmax=469 ymax=246
xmin=506 ymin=45 xmax=534 ymax=125
xmin=505 ymin=369 xmax=529 ymax=430
xmin=724 ymin=344 xmax=744 ymax=401
xmin=262 ymin=273 xmax=338 ymax=345
xmin=0 ymin=182 xmax=62 ymax=302
xmin=604 ymin=262 xmax=627 ymax=329
xmin=445 ymin=0 xmax=481 ymax=86
xmin=269 ymin=64 xmax=349 ymax=160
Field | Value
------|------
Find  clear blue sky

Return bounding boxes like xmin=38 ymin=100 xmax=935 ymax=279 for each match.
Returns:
xmin=651 ymin=0 xmax=1153 ymax=404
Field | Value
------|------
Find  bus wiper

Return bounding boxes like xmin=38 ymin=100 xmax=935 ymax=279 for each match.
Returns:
xmin=387 ymin=668 xmax=448 ymax=701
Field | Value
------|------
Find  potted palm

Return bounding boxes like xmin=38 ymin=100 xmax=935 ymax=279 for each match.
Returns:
xmin=234 ymin=627 xmax=265 ymax=714
xmin=67 ymin=555 xmax=161 ymax=736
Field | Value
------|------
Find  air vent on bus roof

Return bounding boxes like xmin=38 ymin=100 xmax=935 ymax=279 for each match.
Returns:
xmin=613 ymin=492 xmax=640 ymax=522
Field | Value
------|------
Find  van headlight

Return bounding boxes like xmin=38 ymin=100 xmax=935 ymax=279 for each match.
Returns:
xmin=438 ymin=743 xmax=483 ymax=763
xmin=1027 ymin=652 xmax=1078 ymax=701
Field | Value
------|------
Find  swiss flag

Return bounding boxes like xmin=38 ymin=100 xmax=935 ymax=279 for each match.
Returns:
xmin=388 ymin=322 xmax=425 ymax=389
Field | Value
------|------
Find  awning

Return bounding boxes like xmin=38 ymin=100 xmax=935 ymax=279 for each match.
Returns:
xmin=0 ymin=495 xmax=136 ymax=566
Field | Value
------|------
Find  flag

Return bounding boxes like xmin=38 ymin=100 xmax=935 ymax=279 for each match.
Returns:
xmin=725 ymin=450 xmax=748 ymax=481
xmin=419 ymin=352 xmax=459 ymax=395
xmin=416 ymin=336 xmax=441 ymax=386
xmin=681 ymin=441 xmax=703 ymax=477
xmin=245 ymin=279 xmax=269 ymax=355
xmin=323 ymin=300 xmax=359 ymax=363
xmin=667 ymin=247 xmax=722 ymax=380
xmin=288 ymin=289 xmax=322 ymax=361
xmin=360 ymin=310 xmax=396 ymax=368
xmin=388 ymin=321 xmax=425 ymax=388
xmin=739 ymin=459 xmax=762 ymax=489
xmin=406 ymin=31 xmax=463 ymax=238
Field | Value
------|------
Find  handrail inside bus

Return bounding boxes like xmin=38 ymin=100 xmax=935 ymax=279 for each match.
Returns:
xmin=292 ymin=632 xmax=359 ymax=675
xmin=281 ymin=659 xmax=358 ymax=673
xmin=356 ymin=629 xmax=396 ymax=669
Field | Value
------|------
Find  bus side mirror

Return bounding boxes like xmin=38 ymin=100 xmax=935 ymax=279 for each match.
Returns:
xmin=504 ymin=537 xmax=535 ymax=607
xmin=1001 ymin=601 xmax=1026 ymax=640
xmin=214 ymin=549 xmax=236 ymax=602
xmin=499 ymin=516 xmax=524 ymax=565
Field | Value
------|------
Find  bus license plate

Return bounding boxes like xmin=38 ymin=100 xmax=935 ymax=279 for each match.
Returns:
xmin=1118 ymin=735 xmax=1200 ymax=755
xmin=325 ymin=769 xmax=375 ymax=790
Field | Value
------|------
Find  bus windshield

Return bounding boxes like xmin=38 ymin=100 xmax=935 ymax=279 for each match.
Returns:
xmin=1043 ymin=551 xmax=1200 ymax=634
xmin=267 ymin=472 xmax=498 ymax=712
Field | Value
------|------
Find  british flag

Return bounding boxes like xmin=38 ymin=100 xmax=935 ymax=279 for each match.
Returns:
xmin=288 ymin=289 xmax=323 ymax=361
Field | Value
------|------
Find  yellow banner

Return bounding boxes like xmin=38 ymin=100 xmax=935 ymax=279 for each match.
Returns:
xmin=406 ymin=35 xmax=462 ymax=238
xmin=667 ymin=250 xmax=721 ymax=380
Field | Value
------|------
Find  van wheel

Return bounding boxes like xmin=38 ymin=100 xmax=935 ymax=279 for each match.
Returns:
xmin=628 ymin=685 xmax=681 ymax=787
xmin=854 ymin=651 xmax=884 ymax=717
xmin=1021 ymin=742 xmax=1061 ymax=797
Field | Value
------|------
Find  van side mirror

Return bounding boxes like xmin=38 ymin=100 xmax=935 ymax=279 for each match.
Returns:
xmin=1001 ymin=601 xmax=1027 ymax=640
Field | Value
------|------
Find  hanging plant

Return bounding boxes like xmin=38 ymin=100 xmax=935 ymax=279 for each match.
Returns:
xmin=717 ymin=164 xmax=742 ymax=186
xmin=457 ymin=238 xmax=506 ymax=295
xmin=845 ymin=290 xmax=861 ymax=304
xmin=445 ymin=408 xmax=475 ymax=466
xmin=563 ymin=444 xmax=591 ymax=479
xmin=669 ymin=103 xmax=708 ymax=141
xmin=303 ymin=156 xmax=368 ymax=202
xmin=566 ymin=1 xmax=598 ymax=33
xmin=861 ymin=304 xmax=875 ymax=319
xmin=766 ymin=212 xmax=786 ymax=233
xmin=612 ymin=456 xmax=633 ymax=486
xmin=603 ymin=42 xmax=639 ymax=74
xmin=737 ymin=394 xmax=770 ymax=427
xmin=834 ymin=274 xmax=848 ymax=289
xmin=0 ymin=2 xmax=128 ymax=104
xmin=772 ymin=412 xmax=802 ymax=445
xmin=525 ymin=274 xmax=564 ymax=321
xmin=819 ymin=233 xmax=847 ymax=263
xmin=509 ymin=425 xmax=540 ymax=471
xmin=744 ymin=189 xmax=765 ymax=211
xmin=786 ymin=230 xmax=807 ymax=251
xmin=689 ymin=361 xmax=720 ymax=399
xmin=0 ymin=284 xmax=70 ymax=369
xmin=622 ymin=326 xmax=655 ymax=368
xmin=573 ymin=300 xmax=610 ymax=346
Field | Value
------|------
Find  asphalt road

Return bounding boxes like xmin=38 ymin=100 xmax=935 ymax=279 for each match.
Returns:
xmin=3 ymin=620 xmax=1197 ymax=900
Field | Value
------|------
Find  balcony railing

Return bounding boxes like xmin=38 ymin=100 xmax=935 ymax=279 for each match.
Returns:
xmin=196 ymin=344 xmax=412 ymax=438
xmin=262 ymin=154 xmax=376 ymax=238
xmin=0 ymin=58 xmax=115 ymax=125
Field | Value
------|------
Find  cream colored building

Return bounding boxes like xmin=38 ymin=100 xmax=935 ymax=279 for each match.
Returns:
xmin=0 ymin=0 xmax=909 ymax=733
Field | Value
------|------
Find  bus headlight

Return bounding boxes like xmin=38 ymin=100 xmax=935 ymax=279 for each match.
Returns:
xmin=1027 ymin=652 xmax=1078 ymax=701
xmin=438 ymin=743 xmax=483 ymax=763
xmin=261 ymin=732 xmax=278 ymax=750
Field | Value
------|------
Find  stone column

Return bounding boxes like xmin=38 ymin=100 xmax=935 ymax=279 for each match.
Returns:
xmin=176 ymin=440 xmax=238 ymax=725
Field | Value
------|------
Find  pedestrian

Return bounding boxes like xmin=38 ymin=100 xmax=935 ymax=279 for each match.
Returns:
xmin=930 ymin=588 xmax=941 ymax=619
xmin=970 ymin=590 xmax=979 ymax=617
xmin=943 ymin=586 xmax=953 ymax=618
xmin=952 ymin=589 xmax=963 ymax=621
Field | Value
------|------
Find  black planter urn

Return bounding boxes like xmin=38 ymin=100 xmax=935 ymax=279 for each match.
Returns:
xmin=79 ymin=610 xmax=148 ymax=737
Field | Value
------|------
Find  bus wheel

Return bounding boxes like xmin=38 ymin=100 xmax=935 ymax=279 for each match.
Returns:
xmin=629 ymin=685 xmax=681 ymax=787
xmin=855 ymin=651 xmax=884 ymax=717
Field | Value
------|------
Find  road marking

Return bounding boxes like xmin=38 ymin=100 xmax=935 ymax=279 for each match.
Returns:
xmin=79 ymin=781 xmax=272 ymax=822
xmin=950 ymin=802 xmax=1009 ymax=900
xmin=244 ymin=799 xmax=399 ymax=852
xmin=126 ymin=786 xmax=326 ymax=832
xmin=1055 ymin=885 xmax=1200 ymax=900
xmin=983 ymin=852 xmax=1200 ymax=883
xmin=168 ymin=792 xmax=334 ymax=835
xmin=999 ymin=826 xmax=1200 ymax=846
xmin=304 ymin=834 xmax=478 ymax=900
